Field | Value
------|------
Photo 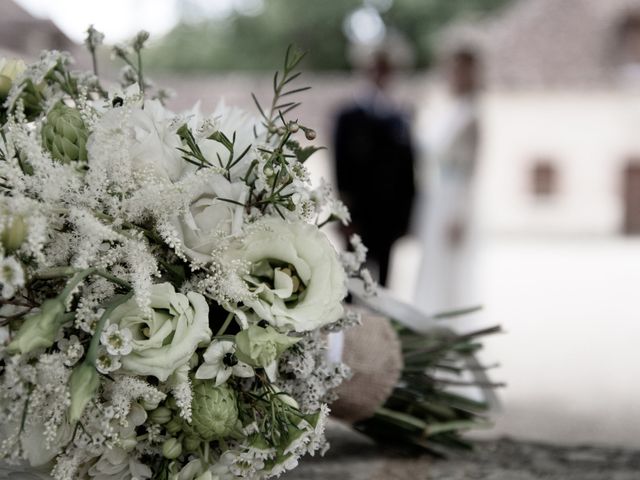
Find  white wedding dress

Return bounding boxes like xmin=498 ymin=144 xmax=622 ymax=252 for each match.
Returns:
xmin=413 ymin=95 xmax=480 ymax=316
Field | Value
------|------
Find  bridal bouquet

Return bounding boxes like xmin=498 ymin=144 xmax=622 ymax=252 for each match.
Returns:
xmin=0 ymin=29 xmax=363 ymax=480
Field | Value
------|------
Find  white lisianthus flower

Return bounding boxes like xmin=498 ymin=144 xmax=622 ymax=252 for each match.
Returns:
xmin=0 ymin=57 xmax=26 ymax=97
xmin=170 ymin=173 xmax=248 ymax=264
xmin=195 ymin=340 xmax=253 ymax=386
xmin=0 ymin=419 xmax=73 ymax=468
xmin=108 ymin=283 xmax=212 ymax=381
xmin=87 ymin=446 xmax=152 ymax=480
xmin=129 ymin=100 xmax=184 ymax=181
xmin=228 ymin=219 xmax=347 ymax=332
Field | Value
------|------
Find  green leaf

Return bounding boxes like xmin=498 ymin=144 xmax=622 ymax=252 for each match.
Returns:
xmin=293 ymin=145 xmax=323 ymax=164
xmin=374 ymin=407 xmax=428 ymax=431
xmin=208 ymin=130 xmax=234 ymax=152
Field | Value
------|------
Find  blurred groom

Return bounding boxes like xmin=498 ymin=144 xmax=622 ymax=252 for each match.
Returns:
xmin=333 ymin=51 xmax=415 ymax=287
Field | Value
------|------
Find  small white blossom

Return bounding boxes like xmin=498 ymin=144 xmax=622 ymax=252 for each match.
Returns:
xmin=100 ymin=323 xmax=133 ymax=356
xmin=340 ymin=233 xmax=368 ymax=275
xmin=330 ymin=199 xmax=351 ymax=226
xmin=58 ymin=335 xmax=85 ymax=366
xmin=0 ymin=256 xmax=24 ymax=299
xmin=195 ymin=340 xmax=254 ymax=386
xmin=95 ymin=348 xmax=122 ymax=374
xmin=361 ymin=267 xmax=377 ymax=296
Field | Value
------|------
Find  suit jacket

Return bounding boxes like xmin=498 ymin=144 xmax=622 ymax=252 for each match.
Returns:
xmin=333 ymin=98 xmax=415 ymax=252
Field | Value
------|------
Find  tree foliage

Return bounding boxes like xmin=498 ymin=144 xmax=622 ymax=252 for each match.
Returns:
xmin=145 ymin=0 xmax=514 ymax=71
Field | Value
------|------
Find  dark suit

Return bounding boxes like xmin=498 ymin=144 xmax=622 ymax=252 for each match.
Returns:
xmin=333 ymin=97 xmax=415 ymax=286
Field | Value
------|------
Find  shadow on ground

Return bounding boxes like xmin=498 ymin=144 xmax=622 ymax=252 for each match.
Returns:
xmin=285 ymin=421 xmax=640 ymax=480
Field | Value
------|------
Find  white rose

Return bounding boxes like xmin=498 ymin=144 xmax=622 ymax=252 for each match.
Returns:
xmin=170 ymin=173 xmax=248 ymax=264
xmin=109 ymin=283 xmax=212 ymax=381
xmin=228 ymin=219 xmax=347 ymax=332
xmin=129 ymin=100 xmax=184 ymax=181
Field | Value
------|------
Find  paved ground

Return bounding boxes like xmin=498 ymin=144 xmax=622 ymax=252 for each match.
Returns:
xmin=389 ymin=236 xmax=640 ymax=448
xmin=286 ymin=421 xmax=640 ymax=480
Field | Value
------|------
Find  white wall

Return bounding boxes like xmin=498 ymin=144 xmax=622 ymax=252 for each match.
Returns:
xmin=477 ymin=89 xmax=640 ymax=236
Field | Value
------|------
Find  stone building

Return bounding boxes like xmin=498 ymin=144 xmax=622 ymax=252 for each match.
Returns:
xmin=447 ymin=0 xmax=640 ymax=236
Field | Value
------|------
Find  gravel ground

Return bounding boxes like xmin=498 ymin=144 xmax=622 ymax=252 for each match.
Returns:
xmin=285 ymin=421 xmax=640 ymax=480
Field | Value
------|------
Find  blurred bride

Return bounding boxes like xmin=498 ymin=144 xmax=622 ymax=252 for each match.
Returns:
xmin=413 ymin=48 xmax=481 ymax=314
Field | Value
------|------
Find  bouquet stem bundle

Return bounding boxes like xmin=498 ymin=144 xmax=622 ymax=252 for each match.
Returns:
xmin=355 ymin=320 xmax=502 ymax=456
xmin=332 ymin=280 xmax=502 ymax=456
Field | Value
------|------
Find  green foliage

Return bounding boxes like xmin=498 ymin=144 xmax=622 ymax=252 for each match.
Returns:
xmin=384 ymin=0 xmax=514 ymax=66
xmin=145 ymin=0 xmax=514 ymax=72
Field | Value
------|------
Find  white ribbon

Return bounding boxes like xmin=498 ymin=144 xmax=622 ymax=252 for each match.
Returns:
xmin=326 ymin=330 xmax=345 ymax=364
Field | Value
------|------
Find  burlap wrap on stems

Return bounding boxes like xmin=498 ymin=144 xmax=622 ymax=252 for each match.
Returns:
xmin=331 ymin=313 xmax=403 ymax=424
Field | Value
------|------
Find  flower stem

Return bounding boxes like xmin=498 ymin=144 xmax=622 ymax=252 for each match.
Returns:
xmin=317 ymin=215 xmax=335 ymax=229
xmin=215 ymin=311 xmax=235 ymax=336
xmin=137 ymin=51 xmax=144 ymax=97
xmin=34 ymin=267 xmax=132 ymax=290
xmin=90 ymin=48 xmax=99 ymax=79
xmin=86 ymin=291 xmax=134 ymax=364
xmin=60 ymin=269 xmax=98 ymax=300
xmin=203 ymin=441 xmax=210 ymax=464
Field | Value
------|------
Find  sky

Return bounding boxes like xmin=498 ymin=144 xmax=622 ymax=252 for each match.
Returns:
xmin=13 ymin=0 xmax=264 ymax=43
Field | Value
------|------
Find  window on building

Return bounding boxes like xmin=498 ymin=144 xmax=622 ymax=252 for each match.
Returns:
xmin=530 ymin=160 xmax=558 ymax=198
xmin=623 ymin=161 xmax=640 ymax=235
xmin=616 ymin=13 xmax=640 ymax=66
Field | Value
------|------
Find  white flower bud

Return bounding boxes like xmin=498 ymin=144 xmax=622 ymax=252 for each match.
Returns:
xmin=162 ymin=437 xmax=182 ymax=459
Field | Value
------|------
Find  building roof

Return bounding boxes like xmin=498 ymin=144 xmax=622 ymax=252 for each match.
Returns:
xmin=446 ymin=0 xmax=640 ymax=88
xmin=0 ymin=0 xmax=73 ymax=57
